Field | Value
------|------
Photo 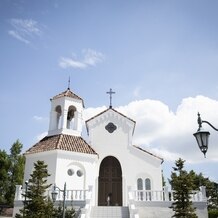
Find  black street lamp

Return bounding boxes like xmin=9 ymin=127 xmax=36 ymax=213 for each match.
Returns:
xmin=23 ymin=180 xmax=29 ymax=217
xmin=193 ymin=112 xmax=218 ymax=157
xmin=51 ymin=182 xmax=67 ymax=218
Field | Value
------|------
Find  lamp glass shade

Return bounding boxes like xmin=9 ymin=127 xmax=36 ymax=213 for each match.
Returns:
xmin=51 ymin=189 xmax=58 ymax=202
xmin=193 ymin=130 xmax=210 ymax=156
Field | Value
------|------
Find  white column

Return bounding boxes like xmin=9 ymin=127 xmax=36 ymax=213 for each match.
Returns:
xmin=163 ymin=186 xmax=169 ymax=201
xmin=200 ymin=186 xmax=207 ymax=201
xmin=62 ymin=109 xmax=68 ymax=129
xmin=14 ymin=185 xmax=22 ymax=200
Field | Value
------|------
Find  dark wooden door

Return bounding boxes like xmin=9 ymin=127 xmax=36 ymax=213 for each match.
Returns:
xmin=98 ymin=156 xmax=122 ymax=206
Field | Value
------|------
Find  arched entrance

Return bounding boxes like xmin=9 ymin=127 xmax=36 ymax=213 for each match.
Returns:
xmin=98 ymin=156 xmax=122 ymax=206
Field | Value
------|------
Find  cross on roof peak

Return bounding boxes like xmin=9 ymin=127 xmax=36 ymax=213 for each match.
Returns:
xmin=106 ymin=88 xmax=115 ymax=108
xmin=68 ymin=76 xmax=71 ymax=90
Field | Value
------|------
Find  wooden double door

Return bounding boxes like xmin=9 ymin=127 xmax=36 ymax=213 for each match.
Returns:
xmin=98 ymin=156 xmax=122 ymax=206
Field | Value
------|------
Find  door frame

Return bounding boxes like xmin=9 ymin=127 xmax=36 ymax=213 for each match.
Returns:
xmin=98 ymin=156 xmax=123 ymax=206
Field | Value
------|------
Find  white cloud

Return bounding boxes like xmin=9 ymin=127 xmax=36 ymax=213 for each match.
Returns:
xmin=8 ymin=30 xmax=30 ymax=44
xmin=33 ymin=115 xmax=48 ymax=122
xmin=83 ymin=49 xmax=105 ymax=66
xmin=83 ymin=106 xmax=107 ymax=121
xmin=84 ymin=95 xmax=218 ymax=163
xmin=59 ymin=57 xmax=87 ymax=69
xmin=32 ymin=95 xmax=217 ymax=180
xmin=8 ymin=18 xmax=42 ymax=44
xmin=59 ymin=49 xmax=105 ymax=69
xmin=33 ymin=115 xmax=43 ymax=121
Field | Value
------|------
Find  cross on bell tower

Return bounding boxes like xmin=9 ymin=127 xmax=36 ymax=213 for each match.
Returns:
xmin=106 ymin=88 xmax=115 ymax=108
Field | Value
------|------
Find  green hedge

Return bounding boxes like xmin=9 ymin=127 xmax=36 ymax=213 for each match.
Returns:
xmin=209 ymin=209 xmax=218 ymax=218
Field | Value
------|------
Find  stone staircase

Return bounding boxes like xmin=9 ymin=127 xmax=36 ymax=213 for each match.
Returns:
xmin=90 ymin=206 xmax=130 ymax=218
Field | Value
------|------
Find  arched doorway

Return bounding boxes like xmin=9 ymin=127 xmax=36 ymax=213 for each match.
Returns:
xmin=98 ymin=156 xmax=122 ymax=206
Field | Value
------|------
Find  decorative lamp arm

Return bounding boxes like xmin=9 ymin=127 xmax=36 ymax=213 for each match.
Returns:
xmin=54 ymin=184 xmax=63 ymax=192
xmin=202 ymin=120 xmax=218 ymax=132
xmin=198 ymin=112 xmax=218 ymax=131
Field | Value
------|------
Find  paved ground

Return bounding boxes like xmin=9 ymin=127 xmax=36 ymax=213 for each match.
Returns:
xmin=0 ymin=216 xmax=12 ymax=218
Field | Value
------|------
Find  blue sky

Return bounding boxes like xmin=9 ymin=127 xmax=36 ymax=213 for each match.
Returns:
xmin=1 ymin=0 xmax=218 ymax=183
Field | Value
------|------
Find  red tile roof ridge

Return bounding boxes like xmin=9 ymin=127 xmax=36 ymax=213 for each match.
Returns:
xmin=25 ymin=134 xmax=97 ymax=155
xmin=52 ymin=88 xmax=85 ymax=107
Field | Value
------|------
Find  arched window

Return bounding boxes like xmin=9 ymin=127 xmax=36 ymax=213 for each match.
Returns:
xmin=67 ymin=105 xmax=76 ymax=129
xmin=145 ymin=178 xmax=151 ymax=201
xmin=55 ymin=105 xmax=62 ymax=129
xmin=137 ymin=178 xmax=143 ymax=190
xmin=137 ymin=178 xmax=143 ymax=200
xmin=145 ymin=178 xmax=151 ymax=190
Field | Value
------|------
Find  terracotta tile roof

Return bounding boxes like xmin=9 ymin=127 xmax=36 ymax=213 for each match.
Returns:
xmin=52 ymin=88 xmax=84 ymax=107
xmin=133 ymin=145 xmax=164 ymax=163
xmin=25 ymin=134 xmax=97 ymax=155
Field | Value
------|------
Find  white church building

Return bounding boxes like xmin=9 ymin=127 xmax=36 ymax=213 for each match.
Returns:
xmin=13 ymin=88 xmax=208 ymax=218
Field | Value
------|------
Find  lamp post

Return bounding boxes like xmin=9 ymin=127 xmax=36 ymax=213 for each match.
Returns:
xmin=23 ymin=180 xmax=29 ymax=217
xmin=193 ymin=112 xmax=218 ymax=157
xmin=51 ymin=182 xmax=66 ymax=218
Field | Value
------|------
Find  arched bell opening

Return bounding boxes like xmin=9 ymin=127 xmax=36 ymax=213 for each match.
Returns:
xmin=55 ymin=105 xmax=62 ymax=129
xmin=67 ymin=105 xmax=76 ymax=129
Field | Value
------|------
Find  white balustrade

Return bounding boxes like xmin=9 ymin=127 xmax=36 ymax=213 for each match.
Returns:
xmin=14 ymin=185 xmax=90 ymax=202
xmin=131 ymin=186 xmax=206 ymax=202
xmin=47 ymin=189 xmax=89 ymax=201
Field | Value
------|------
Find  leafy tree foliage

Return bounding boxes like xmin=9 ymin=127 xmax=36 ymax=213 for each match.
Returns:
xmin=6 ymin=140 xmax=25 ymax=205
xmin=0 ymin=150 xmax=10 ymax=204
xmin=53 ymin=205 xmax=76 ymax=218
xmin=0 ymin=140 xmax=25 ymax=206
xmin=208 ymin=182 xmax=218 ymax=210
xmin=190 ymin=170 xmax=218 ymax=209
xmin=170 ymin=158 xmax=197 ymax=218
xmin=189 ymin=170 xmax=218 ymax=216
xmin=21 ymin=160 xmax=52 ymax=218
xmin=17 ymin=160 xmax=76 ymax=218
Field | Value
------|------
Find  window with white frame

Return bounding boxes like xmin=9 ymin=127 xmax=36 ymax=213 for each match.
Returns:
xmin=137 ymin=177 xmax=152 ymax=201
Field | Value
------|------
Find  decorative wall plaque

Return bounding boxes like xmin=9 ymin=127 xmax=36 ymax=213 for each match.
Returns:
xmin=105 ymin=122 xmax=117 ymax=133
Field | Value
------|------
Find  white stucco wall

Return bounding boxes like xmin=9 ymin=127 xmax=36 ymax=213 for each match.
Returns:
xmin=86 ymin=109 xmax=163 ymax=206
xmin=24 ymin=151 xmax=57 ymax=186
xmin=54 ymin=150 xmax=97 ymax=190
xmin=24 ymin=108 xmax=163 ymax=208
xmin=24 ymin=150 xmax=98 ymax=192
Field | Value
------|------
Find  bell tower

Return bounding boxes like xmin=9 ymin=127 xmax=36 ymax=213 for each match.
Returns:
xmin=48 ymin=88 xmax=84 ymax=137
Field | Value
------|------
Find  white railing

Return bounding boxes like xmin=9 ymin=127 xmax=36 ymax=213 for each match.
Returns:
xmin=14 ymin=185 xmax=90 ymax=202
xmin=133 ymin=190 xmax=164 ymax=201
xmin=80 ymin=186 xmax=93 ymax=218
xmin=130 ymin=186 xmax=207 ymax=202
xmin=128 ymin=186 xmax=139 ymax=218
xmin=48 ymin=189 xmax=89 ymax=201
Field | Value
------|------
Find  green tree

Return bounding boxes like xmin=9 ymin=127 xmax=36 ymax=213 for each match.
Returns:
xmin=53 ymin=205 xmax=76 ymax=218
xmin=208 ymin=182 xmax=218 ymax=210
xmin=0 ymin=140 xmax=25 ymax=207
xmin=0 ymin=149 xmax=10 ymax=204
xmin=16 ymin=160 xmax=76 ymax=218
xmin=170 ymin=158 xmax=197 ymax=218
xmin=189 ymin=170 xmax=218 ymax=210
xmin=21 ymin=160 xmax=52 ymax=218
xmin=6 ymin=140 xmax=25 ymax=206
xmin=207 ymin=182 xmax=218 ymax=218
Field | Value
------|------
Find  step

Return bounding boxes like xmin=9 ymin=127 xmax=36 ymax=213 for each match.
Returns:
xmin=90 ymin=206 xmax=130 ymax=218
